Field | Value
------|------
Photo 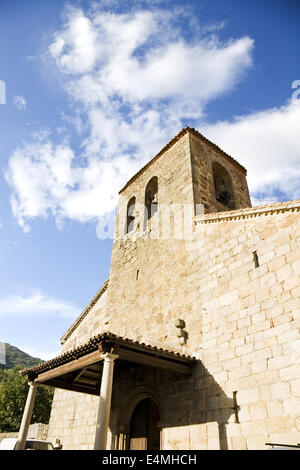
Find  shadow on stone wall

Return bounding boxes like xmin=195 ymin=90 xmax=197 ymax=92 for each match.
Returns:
xmin=110 ymin=361 xmax=236 ymax=450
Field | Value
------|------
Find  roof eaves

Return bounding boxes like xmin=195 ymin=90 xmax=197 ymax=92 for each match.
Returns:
xmin=20 ymin=331 xmax=197 ymax=379
xmin=194 ymin=199 xmax=300 ymax=224
xmin=119 ymin=127 xmax=247 ymax=194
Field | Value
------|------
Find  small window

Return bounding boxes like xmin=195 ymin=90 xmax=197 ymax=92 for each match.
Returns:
xmin=145 ymin=176 xmax=158 ymax=222
xmin=253 ymin=251 xmax=259 ymax=268
xmin=126 ymin=197 xmax=136 ymax=233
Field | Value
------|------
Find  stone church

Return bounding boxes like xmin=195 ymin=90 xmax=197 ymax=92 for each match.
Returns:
xmin=19 ymin=127 xmax=300 ymax=450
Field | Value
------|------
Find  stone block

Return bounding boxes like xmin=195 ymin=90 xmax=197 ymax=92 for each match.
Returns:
xmin=279 ymin=365 xmax=300 ymax=381
xmin=265 ymin=416 xmax=295 ymax=434
xmin=246 ymin=435 xmax=267 ymax=450
xmin=237 ymin=388 xmax=259 ymax=405
xmin=283 ymin=397 xmax=300 ymax=416
xmin=268 ymin=353 xmax=293 ymax=370
xmin=229 ymin=437 xmax=247 ymax=450
xmin=249 ymin=402 xmax=268 ymax=420
xmin=290 ymin=378 xmax=300 ymax=397
xmin=270 ymin=381 xmax=291 ymax=399
xmin=226 ymin=423 xmax=241 ymax=438
xmin=207 ymin=438 xmax=220 ymax=450
xmin=251 ymin=359 xmax=267 ymax=374
xmin=266 ymin=400 xmax=284 ymax=418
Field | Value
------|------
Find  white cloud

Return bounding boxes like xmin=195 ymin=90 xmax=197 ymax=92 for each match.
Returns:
xmin=201 ymin=100 xmax=300 ymax=201
xmin=13 ymin=95 xmax=27 ymax=111
xmin=0 ymin=288 xmax=80 ymax=319
xmin=49 ymin=8 xmax=98 ymax=74
xmin=50 ymin=7 xmax=253 ymax=111
xmin=5 ymin=136 xmax=140 ymax=230
xmin=6 ymin=5 xmax=256 ymax=231
xmin=5 ymin=140 xmax=75 ymax=231
xmin=102 ymin=36 xmax=253 ymax=103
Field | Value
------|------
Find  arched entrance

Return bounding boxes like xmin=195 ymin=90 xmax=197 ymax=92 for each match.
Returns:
xmin=129 ymin=398 xmax=160 ymax=450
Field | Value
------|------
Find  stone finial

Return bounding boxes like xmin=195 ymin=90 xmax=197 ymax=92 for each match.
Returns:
xmin=175 ymin=319 xmax=188 ymax=345
xmin=175 ymin=319 xmax=185 ymax=329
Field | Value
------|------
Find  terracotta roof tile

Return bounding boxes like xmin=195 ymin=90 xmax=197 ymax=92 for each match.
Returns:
xmin=20 ymin=331 xmax=196 ymax=379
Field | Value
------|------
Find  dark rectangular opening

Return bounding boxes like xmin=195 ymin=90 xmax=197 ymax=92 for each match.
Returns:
xmin=253 ymin=251 xmax=259 ymax=268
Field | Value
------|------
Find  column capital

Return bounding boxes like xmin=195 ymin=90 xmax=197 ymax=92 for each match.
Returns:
xmin=28 ymin=381 xmax=38 ymax=388
xmin=101 ymin=352 xmax=119 ymax=361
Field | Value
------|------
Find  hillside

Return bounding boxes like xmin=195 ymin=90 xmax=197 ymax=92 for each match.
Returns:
xmin=0 ymin=342 xmax=43 ymax=370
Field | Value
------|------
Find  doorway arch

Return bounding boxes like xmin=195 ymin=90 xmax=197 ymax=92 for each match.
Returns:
xmin=111 ymin=385 xmax=165 ymax=450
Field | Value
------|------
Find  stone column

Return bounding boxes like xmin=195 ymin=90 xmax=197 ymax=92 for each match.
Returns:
xmin=117 ymin=426 xmax=130 ymax=450
xmin=15 ymin=382 xmax=38 ymax=450
xmin=111 ymin=425 xmax=130 ymax=450
xmin=94 ymin=352 xmax=118 ymax=450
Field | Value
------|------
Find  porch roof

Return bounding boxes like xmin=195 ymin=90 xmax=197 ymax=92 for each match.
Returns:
xmin=20 ymin=332 xmax=196 ymax=395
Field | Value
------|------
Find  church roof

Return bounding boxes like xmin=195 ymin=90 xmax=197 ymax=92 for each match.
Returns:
xmin=60 ymin=280 xmax=109 ymax=345
xmin=119 ymin=126 xmax=247 ymax=194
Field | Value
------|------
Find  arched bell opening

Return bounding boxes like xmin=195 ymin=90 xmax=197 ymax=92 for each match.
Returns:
xmin=212 ymin=161 xmax=236 ymax=210
xmin=145 ymin=176 xmax=158 ymax=225
xmin=126 ymin=196 xmax=136 ymax=234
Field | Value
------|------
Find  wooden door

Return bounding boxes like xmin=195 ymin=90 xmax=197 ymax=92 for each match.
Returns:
xmin=129 ymin=398 xmax=160 ymax=450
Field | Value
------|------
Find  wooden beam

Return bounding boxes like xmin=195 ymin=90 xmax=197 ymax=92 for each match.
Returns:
xmin=42 ymin=378 xmax=100 ymax=396
xmin=76 ymin=377 xmax=98 ymax=387
xmin=83 ymin=369 xmax=102 ymax=379
xmin=71 ymin=368 xmax=86 ymax=384
xmin=86 ymin=364 xmax=102 ymax=372
xmin=118 ymin=347 xmax=193 ymax=375
xmin=35 ymin=350 xmax=103 ymax=384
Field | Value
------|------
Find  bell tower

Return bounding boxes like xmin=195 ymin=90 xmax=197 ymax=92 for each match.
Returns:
xmin=114 ymin=127 xmax=251 ymax=240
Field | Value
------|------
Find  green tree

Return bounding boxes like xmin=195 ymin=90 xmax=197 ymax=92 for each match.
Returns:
xmin=0 ymin=367 xmax=54 ymax=432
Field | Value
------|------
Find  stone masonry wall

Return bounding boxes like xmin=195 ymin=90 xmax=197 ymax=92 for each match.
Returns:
xmin=185 ymin=204 xmax=300 ymax=449
xmin=47 ymin=388 xmax=99 ymax=450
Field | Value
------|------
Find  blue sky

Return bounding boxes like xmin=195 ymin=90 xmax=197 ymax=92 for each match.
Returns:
xmin=0 ymin=0 xmax=299 ymax=360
